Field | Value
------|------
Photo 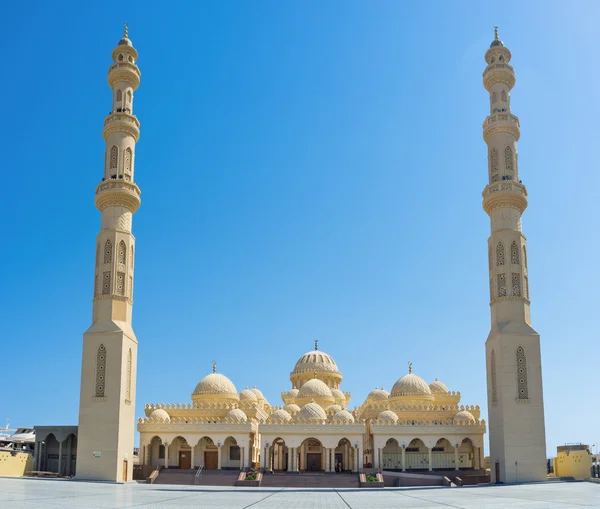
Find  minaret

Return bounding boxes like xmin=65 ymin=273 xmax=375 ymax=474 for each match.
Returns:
xmin=482 ymin=27 xmax=547 ymax=483
xmin=76 ymin=25 xmax=141 ymax=482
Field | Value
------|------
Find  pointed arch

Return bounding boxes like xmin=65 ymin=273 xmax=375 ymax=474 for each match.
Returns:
xmin=125 ymin=348 xmax=132 ymax=403
xmin=512 ymin=272 xmax=521 ymax=296
xmin=117 ymin=240 xmax=127 ymax=265
xmin=491 ymin=350 xmax=497 ymax=403
xmin=491 ymin=147 xmax=498 ymax=175
xmin=130 ymin=245 xmax=134 ymax=268
xmin=497 ymin=273 xmax=506 ymax=297
xmin=501 ymin=90 xmax=507 ymax=102
xmin=510 ymin=241 xmax=520 ymax=264
xmin=496 ymin=241 xmax=505 ymax=266
xmin=124 ymin=147 xmax=132 ymax=178
xmin=516 ymin=346 xmax=528 ymax=399
xmin=103 ymin=239 xmax=113 ymax=264
xmin=116 ymin=89 xmax=122 ymax=102
xmin=127 ymin=90 xmax=132 ymax=103
xmin=95 ymin=344 xmax=106 ymax=397
xmin=492 ymin=91 xmax=497 ymax=103
xmin=505 ymin=146 xmax=513 ymax=172
xmin=110 ymin=146 xmax=118 ymax=170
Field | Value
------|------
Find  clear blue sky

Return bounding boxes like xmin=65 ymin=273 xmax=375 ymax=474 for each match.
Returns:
xmin=1 ymin=1 xmax=598 ymax=457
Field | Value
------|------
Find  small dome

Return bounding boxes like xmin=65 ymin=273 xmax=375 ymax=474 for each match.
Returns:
xmin=293 ymin=350 xmax=340 ymax=375
xmin=378 ymin=410 xmax=399 ymax=423
xmin=251 ymin=386 xmax=266 ymax=401
xmin=391 ymin=373 xmax=433 ymax=398
xmin=118 ymin=37 xmax=133 ymax=47
xmin=239 ymin=388 xmax=258 ymax=401
xmin=429 ymin=379 xmax=449 ymax=394
xmin=284 ymin=404 xmax=301 ymax=414
xmin=327 ymin=404 xmax=343 ymax=414
xmin=331 ymin=388 xmax=346 ymax=400
xmin=490 ymin=39 xmax=504 ymax=48
xmin=297 ymin=402 xmax=327 ymax=421
xmin=297 ymin=378 xmax=334 ymax=399
xmin=286 ymin=388 xmax=299 ymax=398
xmin=268 ymin=409 xmax=292 ymax=423
xmin=454 ymin=410 xmax=476 ymax=423
xmin=333 ymin=410 xmax=355 ymax=423
xmin=193 ymin=373 xmax=238 ymax=400
xmin=226 ymin=409 xmax=248 ymax=422
xmin=149 ymin=409 xmax=170 ymax=422
xmin=367 ymin=388 xmax=389 ymax=401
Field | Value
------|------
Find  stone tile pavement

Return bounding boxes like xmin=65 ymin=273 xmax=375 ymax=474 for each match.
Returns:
xmin=0 ymin=477 xmax=598 ymax=508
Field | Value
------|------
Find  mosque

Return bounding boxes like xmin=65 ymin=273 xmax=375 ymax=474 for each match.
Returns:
xmin=73 ymin=26 xmax=547 ymax=484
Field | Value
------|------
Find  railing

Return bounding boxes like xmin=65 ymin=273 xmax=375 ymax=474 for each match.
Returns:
xmin=194 ymin=464 xmax=204 ymax=485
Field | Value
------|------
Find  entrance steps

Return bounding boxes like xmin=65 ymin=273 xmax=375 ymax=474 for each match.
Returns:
xmin=153 ymin=468 xmax=239 ymax=486
xmin=261 ymin=472 xmax=359 ymax=488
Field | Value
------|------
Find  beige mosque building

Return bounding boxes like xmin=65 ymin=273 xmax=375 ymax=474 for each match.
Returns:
xmin=75 ymin=27 xmax=547 ymax=484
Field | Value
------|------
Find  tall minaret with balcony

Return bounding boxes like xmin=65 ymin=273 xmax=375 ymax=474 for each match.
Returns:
xmin=482 ymin=28 xmax=547 ymax=483
xmin=76 ymin=25 xmax=141 ymax=482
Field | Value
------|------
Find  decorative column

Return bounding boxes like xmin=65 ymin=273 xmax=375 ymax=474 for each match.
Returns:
xmin=374 ymin=448 xmax=380 ymax=469
xmin=325 ymin=448 xmax=330 ymax=472
xmin=58 ymin=441 xmax=63 ymax=474
xmin=164 ymin=442 xmax=169 ymax=469
xmin=190 ymin=445 xmax=194 ymax=469
xmin=428 ymin=447 xmax=433 ymax=471
xmin=240 ymin=447 xmax=244 ymax=470
xmin=217 ymin=445 xmax=222 ymax=470
xmin=454 ymin=445 xmax=459 ymax=471
xmin=358 ymin=446 xmax=364 ymax=470
xmin=34 ymin=442 xmax=41 ymax=471
xmin=401 ymin=447 xmax=406 ymax=472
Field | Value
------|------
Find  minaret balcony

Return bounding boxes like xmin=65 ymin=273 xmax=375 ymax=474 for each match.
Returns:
xmin=103 ymin=112 xmax=140 ymax=142
xmin=482 ymin=113 xmax=520 ymax=142
xmin=108 ymin=62 xmax=141 ymax=90
xmin=483 ymin=63 xmax=515 ymax=90
xmin=482 ymin=181 xmax=528 ymax=215
xmin=95 ymin=180 xmax=141 ymax=213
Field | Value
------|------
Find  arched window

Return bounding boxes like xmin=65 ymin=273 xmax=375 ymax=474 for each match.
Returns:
xmin=116 ymin=90 xmax=122 ymax=102
xmin=127 ymin=90 xmax=132 ymax=103
xmin=501 ymin=90 xmax=507 ymax=102
xmin=104 ymin=239 xmax=113 ymax=264
xmin=102 ymin=271 xmax=111 ymax=295
xmin=512 ymin=272 xmax=521 ymax=296
xmin=497 ymin=273 xmax=506 ymax=297
xmin=496 ymin=241 xmax=505 ymax=266
xmin=124 ymin=148 xmax=132 ymax=178
xmin=95 ymin=344 xmax=106 ymax=397
xmin=492 ymin=92 xmax=497 ymax=103
xmin=125 ymin=348 xmax=132 ymax=403
xmin=491 ymin=350 xmax=497 ymax=403
xmin=505 ymin=146 xmax=513 ymax=172
xmin=116 ymin=271 xmax=125 ymax=296
xmin=491 ymin=148 xmax=498 ymax=176
xmin=110 ymin=146 xmax=118 ymax=170
xmin=510 ymin=241 xmax=520 ymax=264
xmin=117 ymin=240 xmax=127 ymax=265
xmin=499 ymin=55 xmax=504 ymax=62
xmin=516 ymin=346 xmax=528 ymax=399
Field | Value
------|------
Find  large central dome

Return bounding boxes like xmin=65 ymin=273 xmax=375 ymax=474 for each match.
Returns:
xmin=292 ymin=350 xmax=340 ymax=375
xmin=192 ymin=372 xmax=239 ymax=402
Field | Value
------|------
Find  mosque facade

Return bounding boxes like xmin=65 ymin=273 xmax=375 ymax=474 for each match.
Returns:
xmin=75 ymin=27 xmax=547 ymax=483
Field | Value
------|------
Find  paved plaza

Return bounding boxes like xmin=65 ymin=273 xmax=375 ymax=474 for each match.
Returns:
xmin=0 ymin=478 xmax=599 ymax=508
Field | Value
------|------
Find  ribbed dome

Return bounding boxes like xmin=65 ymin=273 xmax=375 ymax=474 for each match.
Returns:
xmin=454 ymin=410 xmax=476 ymax=423
xmin=149 ymin=409 xmax=170 ymax=422
xmin=251 ymin=386 xmax=266 ymax=401
xmin=192 ymin=373 xmax=238 ymax=400
xmin=327 ymin=404 xmax=342 ymax=414
xmin=391 ymin=373 xmax=433 ymax=398
xmin=367 ymin=388 xmax=389 ymax=401
xmin=333 ymin=410 xmax=355 ymax=423
xmin=284 ymin=404 xmax=301 ymax=415
xmin=297 ymin=379 xmax=334 ymax=399
xmin=293 ymin=350 xmax=340 ymax=375
xmin=118 ymin=37 xmax=133 ymax=47
xmin=268 ymin=409 xmax=292 ymax=423
xmin=331 ymin=388 xmax=346 ymax=401
xmin=297 ymin=402 xmax=327 ymax=421
xmin=226 ymin=409 xmax=248 ymax=422
xmin=378 ymin=410 xmax=399 ymax=423
xmin=429 ymin=379 xmax=449 ymax=394
xmin=239 ymin=388 xmax=258 ymax=401
xmin=286 ymin=388 xmax=299 ymax=398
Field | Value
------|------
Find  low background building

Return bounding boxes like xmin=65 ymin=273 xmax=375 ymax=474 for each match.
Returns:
xmin=549 ymin=444 xmax=592 ymax=480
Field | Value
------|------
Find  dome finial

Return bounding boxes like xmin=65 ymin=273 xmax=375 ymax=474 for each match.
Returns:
xmin=408 ymin=361 xmax=413 ymax=374
xmin=212 ymin=360 xmax=217 ymax=374
xmin=313 ymin=370 xmax=317 ymax=378
xmin=124 ymin=23 xmax=129 ymax=38
xmin=314 ymin=339 xmax=318 ymax=351
xmin=493 ymin=25 xmax=499 ymax=41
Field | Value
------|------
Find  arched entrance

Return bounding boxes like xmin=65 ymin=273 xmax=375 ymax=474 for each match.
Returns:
xmin=458 ymin=438 xmax=475 ymax=469
xmin=148 ymin=436 xmax=164 ymax=467
xmin=42 ymin=434 xmax=59 ymax=473
xmin=222 ymin=436 xmax=240 ymax=470
xmin=196 ymin=436 xmax=218 ymax=470
xmin=382 ymin=438 xmax=401 ymax=470
xmin=335 ymin=438 xmax=353 ymax=472
xmin=431 ymin=438 xmax=454 ymax=469
xmin=405 ymin=438 xmax=427 ymax=470
xmin=271 ymin=438 xmax=288 ymax=471
xmin=300 ymin=438 xmax=323 ymax=471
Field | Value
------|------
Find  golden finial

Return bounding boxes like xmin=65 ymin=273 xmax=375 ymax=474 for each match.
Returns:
xmin=212 ymin=361 xmax=217 ymax=374
xmin=313 ymin=370 xmax=317 ymax=378
xmin=493 ymin=25 xmax=499 ymax=41
xmin=315 ymin=340 xmax=319 ymax=351
xmin=408 ymin=361 xmax=413 ymax=374
xmin=124 ymin=23 xmax=129 ymax=38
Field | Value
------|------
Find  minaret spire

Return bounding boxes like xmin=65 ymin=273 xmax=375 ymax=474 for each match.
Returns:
xmin=76 ymin=27 xmax=142 ymax=483
xmin=481 ymin=32 xmax=547 ymax=484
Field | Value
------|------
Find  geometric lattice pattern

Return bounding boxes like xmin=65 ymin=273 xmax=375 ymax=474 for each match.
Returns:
xmin=102 ymin=271 xmax=111 ymax=295
xmin=116 ymin=271 xmax=125 ymax=296
xmin=496 ymin=241 xmax=505 ymax=266
xmin=491 ymin=147 xmax=498 ymax=178
xmin=497 ymin=273 xmax=506 ymax=297
xmin=505 ymin=146 xmax=513 ymax=172
xmin=110 ymin=146 xmax=118 ymax=170
xmin=516 ymin=346 xmax=528 ymax=399
xmin=510 ymin=241 xmax=520 ymax=264
xmin=512 ymin=272 xmax=521 ymax=296
xmin=95 ymin=344 xmax=106 ymax=397
xmin=104 ymin=239 xmax=113 ymax=264
xmin=491 ymin=349 xmax=497 ymax=403
xmin=124 ymin=148 xmax=132 ymax=179
xmin=524 ymin=275 xmax=529 ymax=299
xmin=117 ymin=240 xmax=127 ymax=265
